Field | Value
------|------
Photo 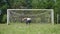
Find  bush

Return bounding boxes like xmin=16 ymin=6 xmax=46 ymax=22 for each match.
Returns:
xmin=2 ymin=14 xmax=7 ymax=23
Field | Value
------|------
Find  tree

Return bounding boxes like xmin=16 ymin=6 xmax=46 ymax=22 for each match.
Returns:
xmin=0 ymin=0 xmax=60 ymax=23
xmin=31 ymin=0 xmax=55 ymax=9
xmin=54 ymin=0 xmax=60 ymax=23
xmin=6 ymin=0 xmax=27 ymax=9
xmin=0 ymin=0 xmax=8 ymax=23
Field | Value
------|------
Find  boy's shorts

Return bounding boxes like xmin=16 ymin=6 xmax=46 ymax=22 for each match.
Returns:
xmin=26 ymin=20 xmax=31 ymax=24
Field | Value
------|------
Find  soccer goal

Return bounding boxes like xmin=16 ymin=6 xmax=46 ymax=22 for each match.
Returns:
xmin=7 ymin=9 xmax=54 ymax=25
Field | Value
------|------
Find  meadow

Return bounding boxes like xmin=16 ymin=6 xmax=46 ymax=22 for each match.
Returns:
xmin=0 ymin=23 xmax=60 ymax=34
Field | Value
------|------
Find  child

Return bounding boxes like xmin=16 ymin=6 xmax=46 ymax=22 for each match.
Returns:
xmin=26 ymin=18 xmax=31 ymax=24
xmin=23 ymin=17 xmax=31 ymax=24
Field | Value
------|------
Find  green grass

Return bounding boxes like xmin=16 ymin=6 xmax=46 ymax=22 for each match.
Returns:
xmin=0 ymin=23 xmax=60 ymax=34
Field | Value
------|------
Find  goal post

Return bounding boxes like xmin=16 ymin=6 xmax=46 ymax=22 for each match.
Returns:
xmin=7 ymin=10 xmax=9 ymax=25
xmin=7 ymin=9 xmax=54 ymax=25
xmin=51 ymin=10 xmax=54 ymax=25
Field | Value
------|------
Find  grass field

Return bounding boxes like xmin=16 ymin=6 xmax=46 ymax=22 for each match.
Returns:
xmin=0 ymin=23 xmax=60 ymax=34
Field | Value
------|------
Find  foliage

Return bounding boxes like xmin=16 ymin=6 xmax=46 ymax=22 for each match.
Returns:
xmin=2 ymin=14 xmax=7 ymax=23
xmin=0 ymin=0 xmax=60 ymax=23
xmin=7 ymin=0 xmax=27 ymax=9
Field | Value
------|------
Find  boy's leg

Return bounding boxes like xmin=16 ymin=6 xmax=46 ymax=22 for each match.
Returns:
xmin=26 ymin=21 xmax=28 ymax=24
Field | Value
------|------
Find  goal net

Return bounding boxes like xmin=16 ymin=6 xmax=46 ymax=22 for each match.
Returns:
xmin=7 ymin=9 xmax=54 ymax=25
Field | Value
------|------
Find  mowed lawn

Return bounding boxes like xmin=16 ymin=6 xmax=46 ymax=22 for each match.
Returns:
xmin=0 ymin=23 xmax=60 ymax=34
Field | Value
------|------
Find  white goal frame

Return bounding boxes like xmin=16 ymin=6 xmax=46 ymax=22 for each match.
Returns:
xmin=7 ymin=9 xmax=54 ymax=25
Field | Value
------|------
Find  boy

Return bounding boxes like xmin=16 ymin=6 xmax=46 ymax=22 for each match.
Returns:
xmin=26 ymin=17 xmax=31 ymax=24
xmin=23 ymin=17 xmax=31 ymax=24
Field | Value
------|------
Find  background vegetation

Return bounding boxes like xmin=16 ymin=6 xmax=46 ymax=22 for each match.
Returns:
xmin=0 ymin=0 xmax=60 ymax=23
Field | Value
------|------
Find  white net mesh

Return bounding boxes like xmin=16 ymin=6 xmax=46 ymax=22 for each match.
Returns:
xmin=7 ymin=9 xmax=54 ymax=24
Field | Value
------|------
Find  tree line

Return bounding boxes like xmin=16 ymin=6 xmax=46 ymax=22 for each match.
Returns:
xmin=0 ymin=0 xmax=60 ymax=23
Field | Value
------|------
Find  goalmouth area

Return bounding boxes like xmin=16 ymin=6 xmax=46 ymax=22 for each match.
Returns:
xmin=7 ymin=9 xmax=54 ymax=25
